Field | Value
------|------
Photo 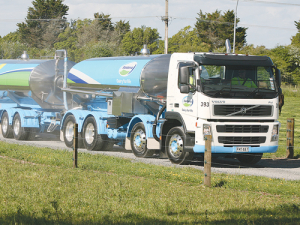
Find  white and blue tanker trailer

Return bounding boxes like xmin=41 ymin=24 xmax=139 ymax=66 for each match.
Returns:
xmin=0 ymin=49 xmax=283 ymax=165
xmin=0 ymin=51 xmax=75 ymax=140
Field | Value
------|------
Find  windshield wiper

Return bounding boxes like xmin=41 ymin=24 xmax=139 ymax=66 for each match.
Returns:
xmin=246 ymin=87 xmax=260 ymax=97
xmin=213 ymin=86 xmax=243 ymax=97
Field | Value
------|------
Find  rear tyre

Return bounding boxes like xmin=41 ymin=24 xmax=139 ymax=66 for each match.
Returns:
xmin=1 ymin=112 xmax=13 ymax=138
xmin=82 ymin=117 xmax=104 ymax=151
xmin=165 ymin=126 xmax=194 ymax=165
xmin=13 ymin=113 xmax=28 ymax=140
xmin=63 ymin=115 xmax=83 ymax=148
xmin=237 ymin=153 xmax=263 ymax=165
xmin=131 ymin=122 xmax=154 ymax=157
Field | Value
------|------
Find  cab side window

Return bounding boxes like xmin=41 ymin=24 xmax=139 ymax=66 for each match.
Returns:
xmin=188 ymin=67 xmax=196 ymax=87
xmin=178 ymin=66 xmax=195 ymax=87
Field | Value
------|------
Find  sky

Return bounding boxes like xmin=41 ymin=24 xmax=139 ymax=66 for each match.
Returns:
xmin=0 ymin=0 xmax=299 ymax=49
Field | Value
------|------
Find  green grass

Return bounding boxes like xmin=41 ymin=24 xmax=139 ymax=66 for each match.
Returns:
xmin=0 ymin=86 xmax=300 ymax=224
xmin=265 ymin=86 xmax=300 ymax=159
xmin=0 ymin=142 xmax=300 ymax=224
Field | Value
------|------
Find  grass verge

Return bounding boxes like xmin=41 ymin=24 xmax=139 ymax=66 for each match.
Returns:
xmin=0 ymin=142 xmax=300 ymax=224
xmin=268 ymin=92 xmax=300 ymax=159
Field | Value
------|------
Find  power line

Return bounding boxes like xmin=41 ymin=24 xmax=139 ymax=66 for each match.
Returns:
xmin=240 ymin=0 xmax=300 ymax=6
xmin=174 ymin=17 xmax=297 ymax=31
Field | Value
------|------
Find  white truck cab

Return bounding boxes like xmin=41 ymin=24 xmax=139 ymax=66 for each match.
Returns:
xmin=162 ymin=52 xmax=281 ymax=165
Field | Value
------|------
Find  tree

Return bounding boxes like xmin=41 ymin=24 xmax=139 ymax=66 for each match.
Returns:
xmin=115 ymin=20 xmax=130 ymax=40
xmin=167 ymin=26 xmax=211 ymax=53
xmin=121 ymin=26 xmax=160 ymax=55
xmin=54 ymin=24 xmax=80 ymax=61
xmin=17 ymin=0 xmax=69 ymax=48
xmin=195 ymin=10 xmax=247 ymax=51
xmin=291 ymin=20 xmax=300 ymax=47
xmin=94 ymin=12 xmax=114 ymax=31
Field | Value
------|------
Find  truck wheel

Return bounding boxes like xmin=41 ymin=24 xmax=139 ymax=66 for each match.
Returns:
xmin=12 ymin=113 xmax=28 ymax=140
xmin=1 ymin=112 xmax=13 ymax=138
xmin=237 ymin=153 xmax=263 ymax=165
xmin=131 ymin=122 xmax=154 ymax=158
xmin=165 ymin=127 xmax=194 ymax=165
xmin=63 ymin=115 xmax=83 ymax=148
xmin=82 ymin=117 xmax=104 ymax=151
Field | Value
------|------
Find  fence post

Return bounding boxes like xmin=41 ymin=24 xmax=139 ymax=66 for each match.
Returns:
xmin=73 ymin=123 xmax=78 ymax=168
xmin=204 ymin=135 xmax=212 ymax=187
xmin=286 ymin=118 xmax=294 ymax=159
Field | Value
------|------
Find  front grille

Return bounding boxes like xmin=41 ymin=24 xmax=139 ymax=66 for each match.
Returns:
xmin=218 ymin=136 xmax=266 ymax=145
xmin=214 ymin=105 xmax=272 ymax=117
xmin=216 ymin=125 xmax=269 ymax=133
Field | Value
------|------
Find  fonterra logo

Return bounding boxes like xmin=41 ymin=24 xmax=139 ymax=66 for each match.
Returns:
xmin=119 ymin=62 xmax=137 ymax=76
xmin=183 ymin=96 xmax=193 ymax=107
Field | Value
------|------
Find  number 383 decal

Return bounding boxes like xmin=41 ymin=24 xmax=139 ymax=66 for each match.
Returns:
xmin=201 ymin=102 xmax=209 ymax=107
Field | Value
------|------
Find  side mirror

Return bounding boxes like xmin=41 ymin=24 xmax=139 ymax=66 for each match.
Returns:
xmin=180 ymin=85 xmax=189 ymax=94
xmin=179 ymin=67 xmax=189 ymax=85
xmin=275 ymin=68 xmax=281 ymax=88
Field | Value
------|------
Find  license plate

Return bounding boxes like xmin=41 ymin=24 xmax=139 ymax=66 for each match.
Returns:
xmin=236 ymin=146 xmax=249 ymax=152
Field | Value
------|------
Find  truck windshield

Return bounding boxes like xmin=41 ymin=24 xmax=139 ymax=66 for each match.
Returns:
xmin=199 ymin=65 xmax=277 ymax=99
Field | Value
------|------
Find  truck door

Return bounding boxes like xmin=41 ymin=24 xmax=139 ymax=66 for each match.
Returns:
xmin=168 ymin=62 xmax=199 ymax=131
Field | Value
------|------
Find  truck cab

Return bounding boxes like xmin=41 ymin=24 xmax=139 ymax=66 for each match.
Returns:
xmin=162 ymin=52 xmax=281 ymax=164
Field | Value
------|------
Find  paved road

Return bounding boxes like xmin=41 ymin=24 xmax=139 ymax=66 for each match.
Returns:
xmin=0 ymin=133 xmax=300 ymax=181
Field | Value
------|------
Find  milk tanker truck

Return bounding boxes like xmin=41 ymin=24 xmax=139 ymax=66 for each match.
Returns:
xmin=0 ymin=46 xmax=282 ymax=165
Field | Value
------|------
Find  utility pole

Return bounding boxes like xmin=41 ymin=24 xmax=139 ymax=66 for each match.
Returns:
xmin=161 ymin=0 xmax=169 ymax=54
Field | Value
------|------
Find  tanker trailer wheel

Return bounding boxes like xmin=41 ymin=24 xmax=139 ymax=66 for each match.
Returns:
xmin=1 ymin=111 xmax=13 ymax=138
xmin=130 ymin=122 xmax=154 ymax=158
xmin=12 ymin=113 xmax=30 ymax=140
xmin=82 ymin=116 xmax=105 ymax=151
xmin=237 ymin=153 xmax=263 ymax=165
xmin=165 ymin=127 xmax=194 ymax=165
xmin=63 ymin=115 xmax=83 ymax=148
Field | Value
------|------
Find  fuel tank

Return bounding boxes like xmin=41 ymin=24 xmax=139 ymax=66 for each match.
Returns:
xmin=68 ymin=54 xmax=171 ymax=99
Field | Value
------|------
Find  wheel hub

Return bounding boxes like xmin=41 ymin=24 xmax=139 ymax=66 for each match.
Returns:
xmin=169 ymin=134 xmax=183 ymax=158
xmin=133 ymin=129 xmax=146 ymax=153
xmin=65 ymin=121 xmax=74 ymax=142
xmin=2 ymin=117 xmax=8 ymax=133
xmin=14 ymin=118 xmax=20 ymax=136
xmin=85 ymin=123 xmax=95 ymax=145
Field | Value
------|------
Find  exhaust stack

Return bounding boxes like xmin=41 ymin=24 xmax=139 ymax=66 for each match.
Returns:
xmin=225 ymin=39 xmax=231 ymax=54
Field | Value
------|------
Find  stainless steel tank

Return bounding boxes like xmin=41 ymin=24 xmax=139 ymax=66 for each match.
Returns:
xmin=29 ymin=59 xmax=75 ymax=109
xmin=140 ymin=54 xmax=171 ymax=99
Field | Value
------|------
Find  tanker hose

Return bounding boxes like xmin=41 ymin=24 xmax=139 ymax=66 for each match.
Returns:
xmin=152 ymin=103 xmax=166 ymax=142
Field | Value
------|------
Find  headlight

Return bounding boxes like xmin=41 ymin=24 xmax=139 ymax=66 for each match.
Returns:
xmin=203 ymin=124 xmax=212 ymax=139
xmin=271 ymin=125 xmax=279 ymax=142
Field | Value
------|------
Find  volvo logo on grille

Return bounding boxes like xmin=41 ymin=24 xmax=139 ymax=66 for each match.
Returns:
xmin=240 ymin=107 xmax=247 ymax=114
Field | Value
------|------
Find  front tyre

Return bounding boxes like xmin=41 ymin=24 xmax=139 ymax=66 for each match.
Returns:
xmin=237 ymin=153 xmax=263 ymax=165
xmin=1 ymin=112 xmax=13 ymax=138
xmin=131 ymin=122 xmax=154 ymax=157
xmin=166 ymin=127 xmax=194 ymax=165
